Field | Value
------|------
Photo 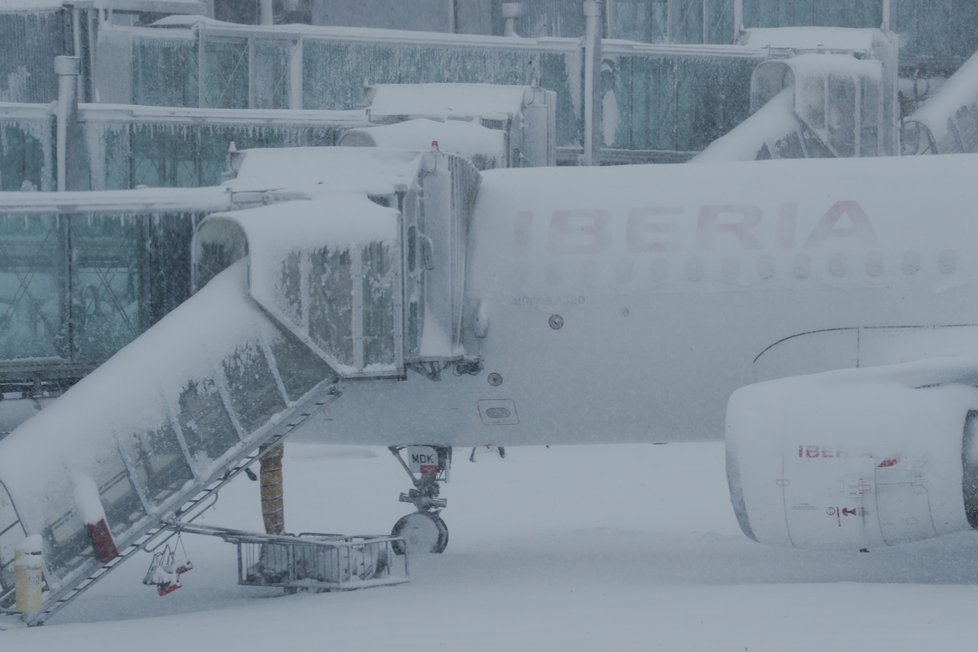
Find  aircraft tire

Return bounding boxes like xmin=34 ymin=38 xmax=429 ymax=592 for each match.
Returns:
xmin=391 ymin=511 xmax=449 ymax=555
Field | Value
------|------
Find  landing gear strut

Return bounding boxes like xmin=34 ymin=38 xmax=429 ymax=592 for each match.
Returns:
xmin=389 ymin=446 xmax=452 ymax=554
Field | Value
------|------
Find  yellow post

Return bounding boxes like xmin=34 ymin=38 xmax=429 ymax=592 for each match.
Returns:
xmin=14 ymin=536 xmax=43 ymax=615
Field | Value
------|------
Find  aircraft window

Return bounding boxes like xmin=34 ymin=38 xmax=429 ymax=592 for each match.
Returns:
xmin=684 ymin=257 xmax=704 ymax=282
xmin=901 ymin=251 xmax=921 ymax=276
xmin=793 ymin=254 xmax=811 ymax=279
xmin=829 ymin=253 xmax=847 ymax=278
xmin=938 ymin=250 xmax=958 ymax=275
xmin=177 ymin=377 xmax=241 ymax=461
xmin=268 ymin=330 xmax=335 ymax=403
xmin=222 ymin=341 xmax=287 ymax=433
xmin=865 ymin=252 xmax=884 ymax=277
xmin=756 ymin=255 xmax=775 ymax=280
xmin=122 ymin=418 xmax=195 ymax=506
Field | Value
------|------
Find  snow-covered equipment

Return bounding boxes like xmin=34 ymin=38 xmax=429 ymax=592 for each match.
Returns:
xmin=0 ymin=146 xmax=477 ymax=624
xmin=904 ymin=49 xmax=978 ymax=155
xmin=697 ymin=27 xmax=900 ymax=162
xmin=169 ymin=523 xmax=407 ymax=592
xmin=363 ymin=83 xmax=556 ymax=167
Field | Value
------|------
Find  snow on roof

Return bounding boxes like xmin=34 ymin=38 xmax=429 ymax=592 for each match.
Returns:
xmin=94 ymin=0 xmax=206 ymax=12
xmin=226 ymin=146 xmax=424 ymax=197
xmin=0 ymin=186 xmax=231 ymax=214
xmin=368 ymin=84 xmax=530 ymax=122
xmin=0 ymin=0 xmax=206 ymax=11
xmin=742 ymin=27 xmax=881 ymax=53
xmin=340 ymin=119 xmax=505 ymax=166
xmin=0 ymin=0 xmax=63 ymax=10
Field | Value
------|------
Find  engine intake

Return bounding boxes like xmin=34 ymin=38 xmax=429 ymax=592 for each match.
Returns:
xmin=726 ymin=359 xmax=978 ymax=549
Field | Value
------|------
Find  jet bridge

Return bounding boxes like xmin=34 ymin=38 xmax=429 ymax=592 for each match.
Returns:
xmin=0 ymin=147 xmax=481 ymax=624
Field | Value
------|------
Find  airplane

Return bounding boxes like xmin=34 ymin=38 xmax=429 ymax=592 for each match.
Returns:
xmin=2 ymin=147 xmax=978 ymax=621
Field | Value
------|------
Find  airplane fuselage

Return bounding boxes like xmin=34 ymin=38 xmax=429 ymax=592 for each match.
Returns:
xmin=299 ymin=154 xmax=978 ymax=447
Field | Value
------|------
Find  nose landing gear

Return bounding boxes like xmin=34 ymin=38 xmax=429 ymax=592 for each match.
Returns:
xmin=389 ymin=445 xmax=452 ymax=554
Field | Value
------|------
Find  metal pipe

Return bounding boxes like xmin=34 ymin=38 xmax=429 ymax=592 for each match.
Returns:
xmin=55 ymin=56 xmax=80 ymax=192
xmin=734 ymin=0 xmax=743 ymax=40
xmin=582 ymin=0 xmax=602 ymax=166
xmin=260 ymin=0 xmax=274 ymax=25
xmin=881 ymin=0 xmax=892 ymax=31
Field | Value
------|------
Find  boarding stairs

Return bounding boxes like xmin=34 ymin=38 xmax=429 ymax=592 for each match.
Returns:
xmin=0 ymin=148 xmax=480 ymax=626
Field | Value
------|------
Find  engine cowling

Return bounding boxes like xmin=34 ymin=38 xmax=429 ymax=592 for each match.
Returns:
xmin=726 ymin=359 xmax=978 ymax=550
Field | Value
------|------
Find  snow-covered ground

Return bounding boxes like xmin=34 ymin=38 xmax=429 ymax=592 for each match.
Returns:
xmin=7 ymin=441 xmax=978 ymax=651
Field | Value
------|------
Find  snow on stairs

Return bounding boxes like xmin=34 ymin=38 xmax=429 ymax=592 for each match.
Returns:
xmin=0 ymin=260 xmax=351 ymax=625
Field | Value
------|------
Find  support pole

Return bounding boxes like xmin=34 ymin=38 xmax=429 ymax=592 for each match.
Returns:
xmin=259 ymin=444 xmax=285 ymax=535
xmin=734 ymin=0 xmax=743 ymax=41
xmin=260 ymin=0 xmax=274 ymax=25
xmin=54 ymin=56 xmax=80 ymax=192
xmin=582 ymin=0 xmax=603 ymax=166
xmin=881 ymin=0 xmax=893 ymax=31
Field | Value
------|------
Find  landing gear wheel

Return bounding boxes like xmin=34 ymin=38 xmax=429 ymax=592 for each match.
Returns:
xmin=391 ymin=512 xmax=449 ymax=555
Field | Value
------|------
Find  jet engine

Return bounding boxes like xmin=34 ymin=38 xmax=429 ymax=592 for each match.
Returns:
xmin=725 ymin=359 xmax=978 ymax=549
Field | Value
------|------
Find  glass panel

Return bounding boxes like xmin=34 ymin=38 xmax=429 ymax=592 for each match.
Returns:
xmin=252 ymin=41 xmax=291 ymax=109
xmin=122 ymin=419 xmax=194 ymax=506
xmin=222 ymin=341 xmax=287 ymax=433
xmin=0 ymin=124 xmax=48 ymax=192
xmin=0 ymin=214 xmax=64 ymax=360
xmin=309 ymin=248 xmax=355 ymax=366
xmin=132 ymin=38 xmax=198 ymax=107
xmin=131 ymin=125 xmax=200 ymax=188
xmin=268 ymin=331 xmax=335 ymax=402
xmin=93 ymin=450 xmax=146 ymax=534
xmin=362 ymin=242 xmax=397 ymax=367
xmin=177 ymin=378 xmax=240 ymax=462
xmin=71 ymin=215 xmax=142 ymax=361
xmin=203 ymin=38 xmax=249 ymax=108
xmin=0 ymin=482 xmax=22 ymax=586
xmin=42 ymin=510 xmax=90 ymax=581
xmin=827 ymin=76 xmax=856 ymax=157
xmin=0 ymin=12 xmax=66 ymax=103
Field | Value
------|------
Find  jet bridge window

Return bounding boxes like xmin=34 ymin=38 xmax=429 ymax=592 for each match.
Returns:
xmin=122 ymin=418 xmax=195 ymax=506
xmin=92 ymin=449 xmax=146 ymax=536
xmin=177 ymin=378 xmax=240 ymax=463
xmin=221 ymin=341 xmax=287 ymax=434
xmin=309 ymin=248 xmax=355 ymax=367
xmin=268 ymin=330 xmax=336 ymax=403
xmin=42 ymin=510 xmax=91 ymax=582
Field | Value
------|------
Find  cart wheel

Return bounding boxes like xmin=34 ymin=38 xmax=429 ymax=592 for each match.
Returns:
xmin=391 ymin=512 xmax=449 ymax=555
